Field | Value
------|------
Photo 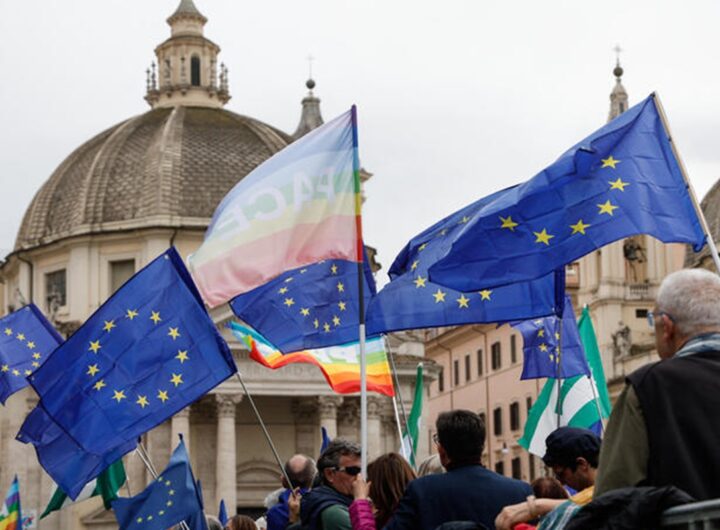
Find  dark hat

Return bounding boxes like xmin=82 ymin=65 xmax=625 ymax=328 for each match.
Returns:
xmin=542 ymin=427 xmax=601 ymax=466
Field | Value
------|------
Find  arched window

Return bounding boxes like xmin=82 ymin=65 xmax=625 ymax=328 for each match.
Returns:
xmin=191 ymin=56 xmax=201 ymax=86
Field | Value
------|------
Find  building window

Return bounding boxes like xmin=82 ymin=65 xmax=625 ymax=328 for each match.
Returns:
xmin=45 ymin=269 xmax=67 ymax=311
xmin=511 ymin=335 xmax=518 ymax=364
xmin=465 ymin=354 xmax=471 ymax=382
xmin=453 ymin=359 xmax=459 ymax=386
xmin=110 ymin=259 xmax=135 ymax=293
xmin=477 ymin=349 xmax=484 ymax=376
xmin=526 ymin=397 xmax=533 ymax=414
xmin=493 ymin=407 xmax=503 ymax=436
xmin=191 ymin=55 xmax=201 ymax=86
xmin=636 ymin=308 xmax=649 ymax=319
xmin=438 ymin=368 xmax=444 ymax=393
xmin=510 ymin=402 xmax=520 ymax=431
xmin=511 ymin=457 xmax=522 ymax=479
xmin=495 ymin=461 xmax=505 ymax=476
xmin=491 ymin=341 xmax=502 ymax=370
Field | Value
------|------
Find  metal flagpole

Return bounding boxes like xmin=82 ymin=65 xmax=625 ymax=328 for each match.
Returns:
xmin=653 ymin=92 xmax=720 ymax=274
xmin=386 ymin=339 xmax=412 ymax=441
xmin=586 ymin=374 xmax=605 ymax=435
xmin=391 ymin=395 xmax=411 ymax=463
xmin=555 ymin=317 xmax=563 ymax=429
xmin=234 ymin=372 xmax=295 ymax=488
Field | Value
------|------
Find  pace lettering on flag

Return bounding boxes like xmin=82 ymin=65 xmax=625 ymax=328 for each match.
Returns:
xmin=429 ymin=94 xmax=706 ymax=292
xmin=365 ymin=190 xmax=559 ymax=336
xmin=0 ymin=304 xmax=62 ymax=404
xmin=512 ymin=295 xmax=590 ymax=380
xmin=189 ymin=108 xmax=361 ymax=307
xmin=112 ymin=438 xmax=207 ymax=530
xmin=20 ymin=248 xmax=236 ymax=458
xmin=230 ymin=253 xmax=375 ymax=353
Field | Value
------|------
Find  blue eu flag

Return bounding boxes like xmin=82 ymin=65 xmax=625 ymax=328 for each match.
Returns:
xmin=0 ymin=304 xmax=62 ymax=404
xmin=20 ymin=247 xmax=236 ymax=456
xmin=112 ymin=437 xmax=207 ymax=530
xmin=366 ymin=191 xmax=560 ymax=335
xmin=512 ymin=296 xmax=589 ymax=380
xmin=230 ymin=253 xmax=376 ymax=353
xmin=428 ymin=94 xmax=706 ymax=292
xmin=17 ymin=407 xmax=135 ymax=499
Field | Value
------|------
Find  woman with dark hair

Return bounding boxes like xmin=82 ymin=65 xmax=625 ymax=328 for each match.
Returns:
xmin=349 ymin=452 xmax=417 ymax=530
xmin=225 ymin=514 xmax=258 ymax=530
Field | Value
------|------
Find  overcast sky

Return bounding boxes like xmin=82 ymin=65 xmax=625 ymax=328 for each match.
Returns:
xmin=2 ymin=0 xmax=720 ymax=280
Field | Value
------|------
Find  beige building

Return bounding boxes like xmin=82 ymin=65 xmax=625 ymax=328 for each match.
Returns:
xmin=0 ymin=2 xmax=427 ymax=528
xmin=425 ymin=60 xmax=688 ymax=479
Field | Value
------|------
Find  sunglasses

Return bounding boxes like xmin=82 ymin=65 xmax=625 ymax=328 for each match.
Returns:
xmin=335 ymin=466 xmax=362 ymax=476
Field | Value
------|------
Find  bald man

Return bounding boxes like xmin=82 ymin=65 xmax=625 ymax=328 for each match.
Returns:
xmin=267 ymin=454 xmax=316 ymax=530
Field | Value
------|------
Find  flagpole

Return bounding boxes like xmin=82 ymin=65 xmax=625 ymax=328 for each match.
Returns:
xmin=652 ymin=92 xmax=720 ymax=274
xmin=391 ymin=395 xmax=411 ymax=464
xmin=350 ymin=105 xmax=368 ymax=475
xmin=234 ymin=372 xmax=295 ymax=489
xmin=555 ymin=317 xmax=563 ymax=429
xmin=385 ymin=336 xmax=413 ymax=460
xmin=553 ymin=269 xmax=566 ymax=429
xmin=586 ymin=374 xmax=605 ymax=435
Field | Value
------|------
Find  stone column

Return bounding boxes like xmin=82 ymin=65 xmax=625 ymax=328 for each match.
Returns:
xmin=318 ymin=396 xmax=343 ymax=440
xmin=292 ymin=397 xmax=318 ymax=456
xmin=171 ymin=406 xmax=191 ymax=452
xmin=215 ymin=394 xmax=240 ymax=514
xmin=367 ymin=396 xmax=384 ymax=460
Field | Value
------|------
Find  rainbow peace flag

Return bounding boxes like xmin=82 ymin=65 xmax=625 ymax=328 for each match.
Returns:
xmin=190 ymin=108 xmax=363 ymax=307
xmin=229 ymin=322 xmax=394 ymax=397
xmin=0 ymin=476 xmax=21 ymax=530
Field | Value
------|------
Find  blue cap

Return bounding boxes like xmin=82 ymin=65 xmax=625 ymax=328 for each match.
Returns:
xmin=542 ymin=427 xmax=601 ymax=466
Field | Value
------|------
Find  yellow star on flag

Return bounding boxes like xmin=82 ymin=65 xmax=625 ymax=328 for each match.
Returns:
xmin=332 ymin=315 xmax=341 ymax=326
xmin=31 ymin=361 xmax=39 ymax=368
xmin=3 ymin=328 xmax=11 ymax=336
xmin=157 ymin=390 xmax=169 ymax=403
xmin=136 ymin=395 xmax=149 ymax=408
xmin=537 ymin=329 xmax=545 ymax=337
xmin=414 ymin=276 xmax=427 ymax=288
xmin=539 ymin=343 xmax=548 ymax=352
xmin=337 ymin=282 xmax=345 ymax=293
xmin=94 ymin=379 xmax=107 ymax=391
xmin=103 ymin=320 xmax=116 ymax=332
xmin=601 ymin=155 xmax=620 ymax=169
xmin=555 ymin=332 xmax=561 ymax=340
xmin=570 ymin=219 xmax=591 ymax=235
xmin=338 ymin=301 xmax=347 ymax=311
xmin=284 ymin=298 xmax=295 ymax=307
xmin=278 ymin=287 xmax=288 ymax=294
xmin=167 ymin=501 xmax=173 ymax=507
xmin=457 ymin=294 xmax=470 ymax=308
xmin=500 ymin=215 xmax=519 ymax=231
xmin=112 ymin=390 xmax=126 ymax=403
xmin=597 ymin=200 xmax=619 ymax=216
xmin=418 ymin=243 xmax=428 ymax=251
xmin=170 ymin=373 xmax=183 ymax=387
xmin=175 ymin=350 xmax=189 ymax=363
xmin=534 ymin=229 xmax=554 ymax=245
xmin=433 ymin=289 xmax=446 ymax=303
xmin=87 ymin=364 xmax=100 ymax=377
xmin=323 ymin=323 xmax=331 ymax=332
xmin=609 ymin=178 xmax=630 ymax=191
xmin=126 ymin=309 xmax=138 ymax=320
xmin=459 ymin=216 xmax=470 ymax=224
xmin=26 ymin=341 xmax=35 ymax=349
xmin=150 ymin=311 xmax=162 ymax=324
xmin=88 ymin=340 xmax=101 ymax=353
xmin=410 ymin=260 xmax=419 ymax=271
xmin=313 ymin=319 xmax=319 ymax=329
xmin=12 ymin=369 xmax=20 ymax=376
xmin=479 ymin=290 xmax=492 ymax=301
xmin=300 ymin=308 xmax=310 ymax=317
xmin=284 ymin=277 xmax=294 ymax=283
xmin=24 ymin=370 xmax=32 ymax=376
xmin=32 ymin=353 xmax=41 ymax=360
xmin=1 ymin=365 xmax=8 ymax=372
xmin=16 ymin=333 xmax=25 ymax=341
xmin=330 ymin=264 xmax=338 ymax=274
xmin=168 ymin=327 xmax=181 ymax=340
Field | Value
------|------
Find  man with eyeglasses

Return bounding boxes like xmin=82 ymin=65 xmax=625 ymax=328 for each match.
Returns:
xmin=300 ymin=439 xmax=361 ymax=530
xmin=595 ymin=268 xmax=720 ymax=500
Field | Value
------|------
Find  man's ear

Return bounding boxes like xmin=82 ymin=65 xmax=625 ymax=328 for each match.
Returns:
xmin=662 ymin=314 xmax=675 ymax=345
xmin=323 ymin=467 xmax=334 ymax=485
xmin=576 ymin=457 xmax=589 ymax=471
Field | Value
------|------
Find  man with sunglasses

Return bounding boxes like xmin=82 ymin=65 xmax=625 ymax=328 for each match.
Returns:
xmin=595 ymin=268 xmax=720 ymax=500
xmin=300 ymin=439 xmax=361 ymax=530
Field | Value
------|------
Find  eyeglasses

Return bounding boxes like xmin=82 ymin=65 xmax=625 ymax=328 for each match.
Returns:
xmin=647 ymin=310 xmax=673 ymax=328
xmin=334 ymin=466 xmax=362 ymax=476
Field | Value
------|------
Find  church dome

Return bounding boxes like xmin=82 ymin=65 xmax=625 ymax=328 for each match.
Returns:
xmin=15 ymin=106 xmax=291 ymax=250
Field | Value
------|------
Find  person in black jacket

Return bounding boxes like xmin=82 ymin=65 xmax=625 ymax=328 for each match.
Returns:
xmin=595 ymin=268 xmax=720 ymax=500
xmin=385 ymin=410 xmax=531 ymax=530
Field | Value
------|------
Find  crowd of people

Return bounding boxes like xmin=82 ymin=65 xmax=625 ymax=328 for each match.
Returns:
xmin=204 ymin=268 xmax=720 ymax=529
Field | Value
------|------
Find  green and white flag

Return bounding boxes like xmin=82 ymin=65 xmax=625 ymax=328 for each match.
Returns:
xmin=401 ymin=363 xmax=423 ymax=467
xmin=41 ymin=459 xmax=126 ymax=519
xmin=519 ymin=306 xmax=611 ymax=457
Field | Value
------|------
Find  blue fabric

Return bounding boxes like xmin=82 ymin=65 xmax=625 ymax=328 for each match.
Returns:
xmin=428 ymin=95 xmax=706 ymax=292
xmin=300 ymin=485 xmax=353 ymax=530
xmin=19 ymin=247 xmax=236 ymax=456
xmin=366 ymin=192 xmax=561 ymax=335
xmin=320 ymin=426 xmax=331 ymax=454
xmin=16 ymin=407 xmax=135 ymax=499
xmin=218 ymin=498 xmax=228 ymax=526
xmin=384 ymin=464 xmax=532 ymax=530
xmin=231 ymin=252 xmax=376 ymax=353
xmin=267 ymin=488 xmax=311 ymax=530
xmin=512 ymin=295 xmax=590 ymax=379
xmin=0 ymin=304 xmax=63 ymax=403
xmin=112 ymin=438 xmax=207 ymax=530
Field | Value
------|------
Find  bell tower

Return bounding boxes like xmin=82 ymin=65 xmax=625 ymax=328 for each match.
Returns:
xmin=144 ymin=0 xmax=230 ymax=108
